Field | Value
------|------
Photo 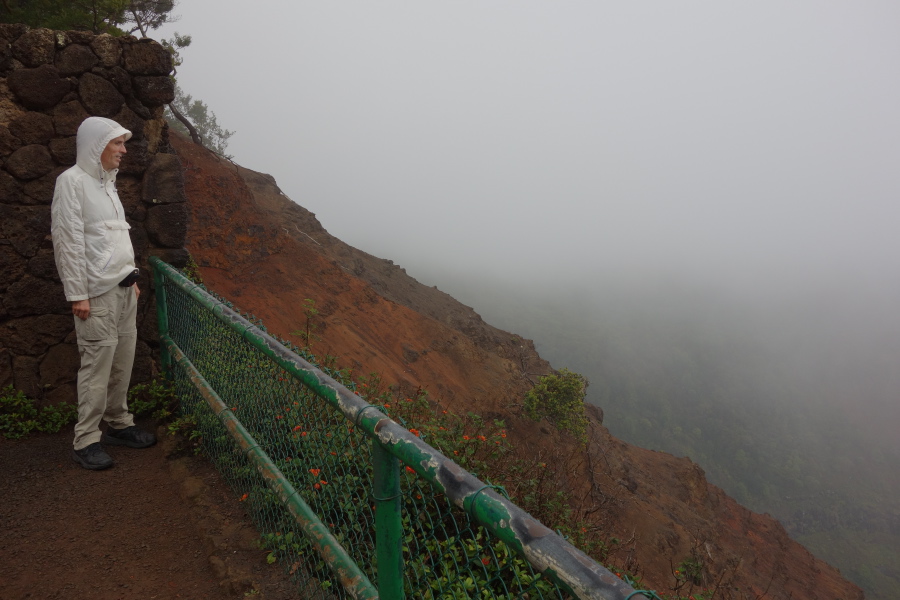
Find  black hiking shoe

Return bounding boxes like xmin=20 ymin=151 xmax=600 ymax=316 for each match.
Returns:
xmin=102 ymin=425 xmax=156 ymax=449
xmin=72 ymin=442 xmax=114 ymax=470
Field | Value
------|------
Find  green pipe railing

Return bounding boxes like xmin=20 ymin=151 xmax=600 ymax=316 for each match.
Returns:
xmin=150 ymin=256 xmax=637 ymax=600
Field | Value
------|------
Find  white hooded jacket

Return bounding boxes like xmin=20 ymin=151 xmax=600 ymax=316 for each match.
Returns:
xmin=51 ymin=117 xmax=135 ymax=302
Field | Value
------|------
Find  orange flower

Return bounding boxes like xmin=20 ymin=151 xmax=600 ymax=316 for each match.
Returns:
xmin=319 ymin=480 xmax=328 ymax=485
xmin=409 ymin=428 xmax=420 ymax=437
xmin=292 ymin=425 xmax=302 ymax=431
xmin=314 ymin=483 xmax=321 ymax=490
xmin=384 ymin=404 xmax=391 ymax=408
xmin=239 ymin=493 xmax=248 ymax=501
xmin=330 ymin=452 xmax=337 ymax=456
xmin=462 ymin=435 xmax=470 ymax=440
xmin=481 ymin=557 xmax=491 ymax=566
xmin=309 ymin=468 xmax=321 ymax=477
xmin=406 ymin=466 xmax=415 ymax=474
xmin=477 ymin=435 xmax=486 ymax=442
xmin=276 ymin=415 xmax=283 ymax=420
xmin=300 ymin=431 xmax=308 ymax=437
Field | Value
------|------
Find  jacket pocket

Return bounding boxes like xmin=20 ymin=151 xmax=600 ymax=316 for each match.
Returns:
xmin=91 ymin=220 xmax=131 ymax=275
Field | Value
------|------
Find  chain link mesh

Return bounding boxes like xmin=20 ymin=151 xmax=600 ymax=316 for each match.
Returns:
xmin=159 ymin=269 xmax=572 ymax=599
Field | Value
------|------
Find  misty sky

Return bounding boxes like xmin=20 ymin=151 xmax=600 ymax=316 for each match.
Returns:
xmin=158 ymin=2 xmax=900 ymax=305
xmin=153 ymin=9 xmax=900 ymax=586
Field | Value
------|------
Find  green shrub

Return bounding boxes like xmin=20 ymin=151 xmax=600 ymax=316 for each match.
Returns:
xmin=128 ymin=378 xmax=178 ymax=420
xmin=524 ymin=368 xmax=589 ymax=443
xmin=166 ymin=414 xmax=203 ymax=454
xmin=0 ymin=385 xmax=77 ymax=440
xmin=180 ymin=254 xmax=204 ymax=285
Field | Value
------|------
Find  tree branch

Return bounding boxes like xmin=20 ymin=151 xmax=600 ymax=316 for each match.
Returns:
xmin=168 ymin=103 xmax=203 ymax=147
xmin=128 ymin=8 xmax=147 ymax=36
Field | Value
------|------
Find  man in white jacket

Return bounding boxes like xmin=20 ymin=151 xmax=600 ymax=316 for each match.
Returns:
xmin=52 ymin=116 xmax=156 ymax=470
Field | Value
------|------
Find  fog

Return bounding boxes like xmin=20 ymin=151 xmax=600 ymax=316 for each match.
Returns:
xmin=160 ymin=2 xmax=898 ymax=289
xmin=157 ymin=2 xmax=900 ymax=441
xmin=155 ymin=6 xmax=900 ymax=592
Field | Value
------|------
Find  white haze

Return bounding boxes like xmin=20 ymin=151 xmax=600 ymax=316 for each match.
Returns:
xmin=156 ymin=1 xmax=900 ymax=439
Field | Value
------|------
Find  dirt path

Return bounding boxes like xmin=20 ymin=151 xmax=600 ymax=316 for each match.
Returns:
xmin=0 ymin=423 xmax=297 ymax=600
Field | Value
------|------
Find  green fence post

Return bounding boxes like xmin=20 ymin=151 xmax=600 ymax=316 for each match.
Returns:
xmin=373 ymin=440 xmax=404 ymax=600
xmin=151 ymin=257 xmax=172 ymax=379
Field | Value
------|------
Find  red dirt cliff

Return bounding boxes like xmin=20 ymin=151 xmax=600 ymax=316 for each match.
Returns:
xmin=172 ymin=132 xmax=863 ymax=600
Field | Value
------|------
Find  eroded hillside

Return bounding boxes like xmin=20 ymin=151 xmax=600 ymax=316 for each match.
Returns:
xmin=171 ymin=132 xmax=863 ymax=600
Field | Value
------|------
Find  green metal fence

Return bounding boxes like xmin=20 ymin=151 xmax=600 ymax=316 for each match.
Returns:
xmin=150 ymin=256 xmax=637 ymax=600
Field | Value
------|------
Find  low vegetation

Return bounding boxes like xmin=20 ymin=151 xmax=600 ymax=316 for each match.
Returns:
xmin=0 ymin=385 xmax=77 ymax=440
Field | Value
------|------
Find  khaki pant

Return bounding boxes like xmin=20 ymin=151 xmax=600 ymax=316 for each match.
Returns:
xmin=73 ymin=285 xmax=138 ymax=450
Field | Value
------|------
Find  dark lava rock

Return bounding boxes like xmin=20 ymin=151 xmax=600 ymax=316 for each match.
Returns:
xmin=132 ymin=76 xmax=175 ymax=106
xmin=78 ymin=72 xmax=125 ymax=118
xmin=55 ymin=43 xmax=98 ymax=76
xmin=123 ymin=40 xmax=173 ymax=76
xmin=8 ymin=112 xmax=54 ymax=145
xmin=7 ymin=65 xmax=71 ymax=110
xmin=11 ymin=28 xmax=55 ymax=67
xmin=142 ymin=153 xmax=186 ymax=204
xmin=5 ymin=145 xmax=56 ymax=180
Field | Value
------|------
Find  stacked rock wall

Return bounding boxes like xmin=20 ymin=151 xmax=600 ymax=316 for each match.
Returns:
xmin=0 ymin=24 xmax=189 ymax=404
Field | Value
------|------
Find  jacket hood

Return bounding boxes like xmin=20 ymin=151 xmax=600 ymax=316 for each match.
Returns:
xmin=75 ymin=117 xmax=132 ymax=179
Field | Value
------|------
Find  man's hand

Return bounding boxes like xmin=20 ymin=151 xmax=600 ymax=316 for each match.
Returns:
xmin=134 ymin=284 xmax=140 ymax=301
xmin=72 ymin=299 xmax=90 ymax=320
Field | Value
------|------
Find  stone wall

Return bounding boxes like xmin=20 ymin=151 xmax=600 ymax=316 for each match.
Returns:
xmin=0 ymin=24 xmax=189 ymax=405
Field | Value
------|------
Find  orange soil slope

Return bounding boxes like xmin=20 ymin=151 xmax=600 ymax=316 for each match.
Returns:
xmin=170 ymin=132 xmax=862 ymax=600
xmin=172 ymin=133 xmax=548 ymax=412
